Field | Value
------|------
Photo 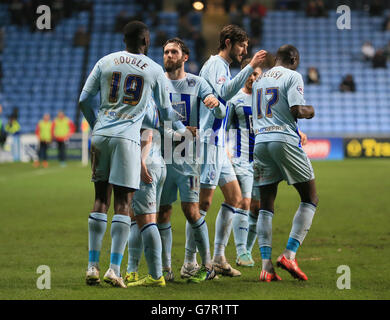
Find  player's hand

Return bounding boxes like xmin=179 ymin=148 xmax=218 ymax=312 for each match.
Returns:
xmin=186 ymin=126 xmax=197 ymax=137
xmin=203 ymin=95 xmax=219 ymax=110
xmin=141 ymin=161 xmax=152 ymax=184
xmin=299 ymin=130 xmax=308 ymax=146
xmin=249 ymin=50 xmax=267 ymax=69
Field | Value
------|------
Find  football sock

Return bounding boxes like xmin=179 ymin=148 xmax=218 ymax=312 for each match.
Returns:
xmin=232 ymin=208 xmax=249 ymax=256
xmin=246 ymin=212 xmax=258 ymax=254
xmin=260 ymin=246 xmax=273 ymax=273
xmin=284 ymin=202 xmax=316 ymax=260
xmin=127 ymin=221 xmax=143 ymax=273
xmin=257 ymin=210 xmax=274 ymax=272
xmin=110 ymin=214 xmax=131 ymax=277
xmin=184 ymin=220 xmax=197 ymax=264
xmin=141 ymin=223 xmax=163 ymax=280
xmin=190 ymin=216 xmax=211 ymax=267
xmin=213 ymin=203 xmax=234 ymax=258
xmin=88 ymin=212 xmax=107 ymax=269
xmin=158 ymin=222 xmax=172 ymax=270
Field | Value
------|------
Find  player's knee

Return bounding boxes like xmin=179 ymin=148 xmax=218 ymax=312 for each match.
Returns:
xmin=199 ymin=199 xmax=211 ymax=212
xmin=158 ymin=205 xmax=172 ymax=223
xmin=114 ymin=201 xmax=131 ymax=215
xmin=240 ymin=198 xmax=251 ymax=211
xmin=225 ymin=194 xmax=242 ymax=208
xmin=93 ymin=198 xmax=110 ymax=213
xmin=184 ymin=205 xmax=199 ymax=224
xmin=311 ymin=195 xmax=319 ymax=207
xmin=250 ymin=201 xmax=260 ymax=215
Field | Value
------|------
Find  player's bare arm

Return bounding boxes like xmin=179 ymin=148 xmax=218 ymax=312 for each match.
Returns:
xmin=290 ymin=105 xmax=315 ymax=119
xmin=140 ymin=129 xmax=153 ymax=184
xmin=249 ymin=50 xmax=268 ymax=69
xmin=298 ymin=129 xmax=308 ymax=145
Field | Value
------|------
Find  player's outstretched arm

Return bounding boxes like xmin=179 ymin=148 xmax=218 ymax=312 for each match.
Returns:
xmin=215 ymin=50 xmax=267 ymax=102
xmin=249 ymin=50 xmax=268 ymax=69
xmin=79 ymin=90 xmax=97 ymax=129
xmin=290 ymin=105 xmax=315 ymax=119
xmin=203 ymin=94 xmax=226 ymax=119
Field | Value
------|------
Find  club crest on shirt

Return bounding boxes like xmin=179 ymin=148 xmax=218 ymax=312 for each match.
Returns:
xmin=297 ymin=86 xmax=304 ymax=95
xmin=217 ymin=76 xmax=226 ymax=84
xmin=187 ymin=78 xmax=196 ymax=87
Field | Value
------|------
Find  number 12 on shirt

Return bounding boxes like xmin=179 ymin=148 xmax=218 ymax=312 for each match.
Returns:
xmin=256 ymin=87 xmax=279 ymax=119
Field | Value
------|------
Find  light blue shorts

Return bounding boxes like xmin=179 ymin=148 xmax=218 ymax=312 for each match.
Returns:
xmin=160 ymin=164 xmax=200 ymax=205
xmin=91 ymin=135 xmax=140 ymax=189
xmin=200 ymin=143 xmax=237 ymax=189
xmin=233 ymin=161 xmax=254 ymax=199
xmin=253 ymin=141 xmax=315 ymax=187
xmin=132 ymin=165 xmax=166 ymax=215
xmin=251 ymin=185 xmax=261 ymax=201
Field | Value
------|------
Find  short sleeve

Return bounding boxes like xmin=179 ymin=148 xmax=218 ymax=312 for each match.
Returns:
xmin=287 ymin=72 xmax=306 ymax=108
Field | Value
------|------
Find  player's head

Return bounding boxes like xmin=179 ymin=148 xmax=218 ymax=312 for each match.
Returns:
xmin=123 ymin=21 xmax=150 ymax=55
xmin=241 ymin=58 xmax=262 ymax=91
xmin=163 ymin=38 xmax=189 ymax=72
xmin=43 ymin=113 xmax=50 ymax=121
xmin=57 ymin=111 xmax=64 ymax=119
xmin=275 ymin=44 xmax=300 ymax=70
xmin=218 ymin=25 xmax=249 ymax=64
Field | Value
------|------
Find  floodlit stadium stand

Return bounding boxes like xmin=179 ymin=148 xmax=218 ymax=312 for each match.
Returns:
xmin=0 ymin=2 xmax=389 ymax=136
xmin=253 ymin=10 xmax=390 ymax=136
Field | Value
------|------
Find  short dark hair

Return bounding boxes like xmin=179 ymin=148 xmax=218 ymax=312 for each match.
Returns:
xmin=163 ymin=37 xmax=190 ymax=56
xmin=218 ymin=25 xmax=249 ymax=51
xmin=123 ymin=21 xmax=149 ymax=49
xmin=276 ymin=45 xmax=300 ymax=65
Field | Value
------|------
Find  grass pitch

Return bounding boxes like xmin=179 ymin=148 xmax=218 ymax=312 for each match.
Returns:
xmin=0 ymin=159 xmax=389 ymax=300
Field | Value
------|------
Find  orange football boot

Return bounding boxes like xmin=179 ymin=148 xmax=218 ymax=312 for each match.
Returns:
xmin=276 ymin=255 xmax=308 ymax=281
xmin=259 ymin=270 xmax=282 ymax=282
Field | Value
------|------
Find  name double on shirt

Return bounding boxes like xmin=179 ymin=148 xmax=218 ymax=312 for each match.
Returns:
xmin=113 ymin=55 xmax=148 ymax=70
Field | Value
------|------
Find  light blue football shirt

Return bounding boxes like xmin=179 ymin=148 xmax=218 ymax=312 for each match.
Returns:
xmin=251 ymin=66 xmax=306 ymax=147
xmin=166 ymin=73 xmax=214 ymax=176
xmin=227 ymin=88 xmax=255 ymax=164
xmin=199 ymin=55 xmax=254 ymax=146
xmin=82 ymin=50 xmax=182 ymax=144
xmin=141 ymin=99 xmax=164 ymax=168
xmin=167 ymin=73 xmax=213 ymax=128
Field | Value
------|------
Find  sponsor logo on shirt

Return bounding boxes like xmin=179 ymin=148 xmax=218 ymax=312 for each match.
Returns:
xmin=255 ymin=125 xmax=287 ymax=134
